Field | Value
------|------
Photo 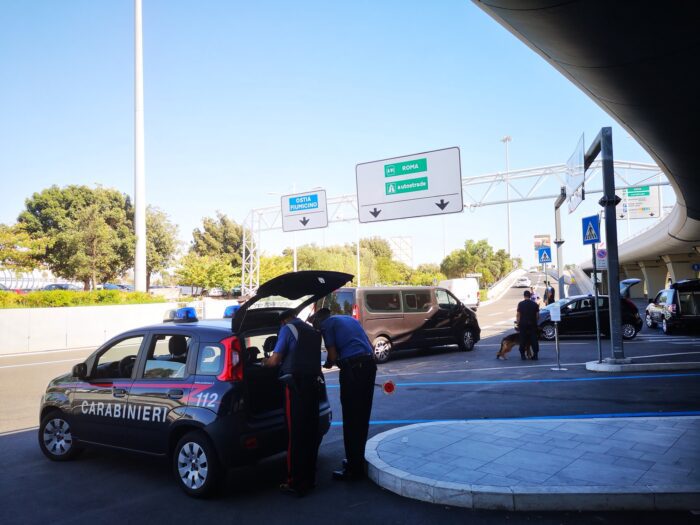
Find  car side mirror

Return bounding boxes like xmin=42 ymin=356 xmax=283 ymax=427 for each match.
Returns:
xmin=72 ymin=363 xmax=88 ymax=379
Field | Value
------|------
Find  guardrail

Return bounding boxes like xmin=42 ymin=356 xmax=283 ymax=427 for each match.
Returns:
xmin=481 ymin=268 xmax=527 ymax=306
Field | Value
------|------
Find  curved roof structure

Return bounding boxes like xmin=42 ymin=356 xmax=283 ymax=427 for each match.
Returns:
xmin=473 ymin=0 xmax=700 ymax=263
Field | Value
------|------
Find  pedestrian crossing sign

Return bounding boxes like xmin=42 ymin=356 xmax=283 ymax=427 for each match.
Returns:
xmin=538 ymin=246 xmax=552 ymax=264
xmin=582 ymin=214 xmax=601 ymax=245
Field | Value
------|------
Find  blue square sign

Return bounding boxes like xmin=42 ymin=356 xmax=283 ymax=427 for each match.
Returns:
xmin=538 ymin=246 xmax=552 ymax=264
xmin=582 ymin=215 xmax=601 ymax=245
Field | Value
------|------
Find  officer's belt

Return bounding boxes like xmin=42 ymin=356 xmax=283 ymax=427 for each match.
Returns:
xmin=337 ymin=354 xmax=374 ymax=369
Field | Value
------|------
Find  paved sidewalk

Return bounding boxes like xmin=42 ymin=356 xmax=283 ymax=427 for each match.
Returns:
xmin=366 ymin=417 xmax=700 ymax=511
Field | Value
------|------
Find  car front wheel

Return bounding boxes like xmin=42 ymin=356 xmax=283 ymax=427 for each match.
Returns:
xmin=621 ymin=322 xmax=638 ymax=340
xmin=662 ymin=318 xmax=673 ymax=335
xmin=540 ymin=323 xmax=556 ymax=341
xmin=645 ymin=313 xmax=656 ymax=328
xmin=373 ymin=336 xmax=392 ymax=364
xmin=458 ymin=328 xmax=476 ymax=351
xmin=38 ymin=412 xmax=82 ymax=461
xmin=174 ymin=431 xmax=222 ymax=498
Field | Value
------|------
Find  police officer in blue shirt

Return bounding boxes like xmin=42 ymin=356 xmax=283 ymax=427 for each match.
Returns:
xmin=312 ymin=308 xmax=376 ymax=481
xmin=264 ymin=309 xmax=322 ymax=496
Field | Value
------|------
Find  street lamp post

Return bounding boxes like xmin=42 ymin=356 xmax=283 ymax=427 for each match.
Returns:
xmin=133 ymin=0 xmax=147 ymax=292
xmin=501 ymin=136 xmax=512 ymax=257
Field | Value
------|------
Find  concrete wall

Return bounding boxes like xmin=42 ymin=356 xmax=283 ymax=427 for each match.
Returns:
xmin=0 ymin=302 xmax=180 ymax=356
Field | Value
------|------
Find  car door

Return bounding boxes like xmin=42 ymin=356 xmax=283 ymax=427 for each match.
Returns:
xmin=400 ymin=290 xmax=432 ymax=345
xmin=70 ymin=333 xmax=146 ymax=447
xmin=424 ymin=289 xmax=456 ymax=341
xmin=121 ymin=331 xmax=197 ymax=454
xmin=557 ymin=300 xmax=579 ymax=334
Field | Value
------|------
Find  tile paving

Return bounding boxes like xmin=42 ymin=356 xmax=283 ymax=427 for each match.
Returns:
xmin=366 ymin=416 xmax=700 ymax=511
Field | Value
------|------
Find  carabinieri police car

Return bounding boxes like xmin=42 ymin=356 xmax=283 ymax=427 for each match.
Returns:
xmin=39 ymin=271 xmax=352 ymax=497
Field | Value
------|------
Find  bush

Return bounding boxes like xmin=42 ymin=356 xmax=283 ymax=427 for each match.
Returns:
xmin=0 ymin=290 xmax=166 ymax=309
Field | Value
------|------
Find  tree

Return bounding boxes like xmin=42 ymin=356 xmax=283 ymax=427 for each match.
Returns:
xmin=0 ymin=223 xmax=46 ymax=271
xmin=175 ymin=253 xmax=238 ymax=292
xmin=440 ymin=239 xmax=511 ymax=286
xmin=259 ymin=255 xmax=293 ymax=283
xmin=146 ymin=206 xmax=179 ymax=289
xmin=409 ymin=263 xmax=446 ymax=286
xmin=360 ymin=237 xmax=393 ymax=259
xmin=191 ymin=212 xmax=245 ymax=267
xmin=18 ymin=185 xmax=134 ymax=289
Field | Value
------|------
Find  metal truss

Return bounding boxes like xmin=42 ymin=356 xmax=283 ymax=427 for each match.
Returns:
xmin=241 ymin=160 xmax=667 ymax=294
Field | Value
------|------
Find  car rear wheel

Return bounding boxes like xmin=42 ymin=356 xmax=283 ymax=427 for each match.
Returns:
xmin=38 ymin=412 xmax=82 ymax=461
xmin=373 ymin=336 xmax=392 ymax=364
xmin=174 ymin=431 xmax=222 ymax=498
xmin=458 ymin=328 xmax=476 ymax=351
xmin=645 ymin=313 xmax=656 ymax=328
xmin=662 ymin=318 xmax=673 ymax=335
xmin=621 ymin=322 xmax=638 ymax=340
xmin=540 ymin=323 xmax=556 ymax=341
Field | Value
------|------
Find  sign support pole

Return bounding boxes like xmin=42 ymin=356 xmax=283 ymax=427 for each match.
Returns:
xmin=550 ymin=322 xmax=567 ymax=371
xmin=592 ymin=244 xmax=602 ymax=364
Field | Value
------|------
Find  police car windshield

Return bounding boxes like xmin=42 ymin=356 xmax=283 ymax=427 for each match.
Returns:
xmin=249 ymin=295 xmax=313 ymax=310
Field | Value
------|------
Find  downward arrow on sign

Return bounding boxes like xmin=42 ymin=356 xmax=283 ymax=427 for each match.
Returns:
xmin=436 ymin=199 xmax=449 ymax=210
xmin=370 ymin=208 xmax=381 ymax=218
xmin=299 ymin=217 xmax=310 ymax=226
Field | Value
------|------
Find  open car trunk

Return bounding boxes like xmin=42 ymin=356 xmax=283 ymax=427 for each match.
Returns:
xmin=233 ymin=271 xmax=352 ymax=420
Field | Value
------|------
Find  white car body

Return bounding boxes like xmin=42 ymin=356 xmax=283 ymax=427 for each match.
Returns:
xmin=439 ymin=277 xmax=480 ymax=310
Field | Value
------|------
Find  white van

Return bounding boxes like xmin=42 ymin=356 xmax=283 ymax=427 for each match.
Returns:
xmin=439 ymin=278 xmax=480 ymax=310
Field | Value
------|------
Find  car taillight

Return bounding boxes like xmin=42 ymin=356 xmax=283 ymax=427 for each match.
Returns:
xmin=218 ymin=336 xmax=243 ymax=382
xmin=352 ymin=304 xmax=359 ymax=320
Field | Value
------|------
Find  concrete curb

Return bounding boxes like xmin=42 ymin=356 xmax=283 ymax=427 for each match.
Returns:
xmin=586 ymin=360 xmax=700 ymax=372
xmin=365 ymin=419 xmax=700 ymax=511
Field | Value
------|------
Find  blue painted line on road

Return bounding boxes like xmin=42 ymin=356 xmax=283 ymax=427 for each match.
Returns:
xmin=328 ymin=410 xmax=700 ymax=427
xmin=325 ymin=372 xmax=700 ymax=389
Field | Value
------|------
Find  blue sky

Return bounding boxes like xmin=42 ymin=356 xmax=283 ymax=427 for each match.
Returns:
xmin=0 ymin=0 xmax=669 ymax=269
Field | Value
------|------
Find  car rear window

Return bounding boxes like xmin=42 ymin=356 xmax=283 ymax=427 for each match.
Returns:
xmin=317 ymin=290 xmax=355 ymax=315
xmin=365 ymin=292 xmax=401 ymax=312
xmin=196 ymin=344 xmax=223 ymax=375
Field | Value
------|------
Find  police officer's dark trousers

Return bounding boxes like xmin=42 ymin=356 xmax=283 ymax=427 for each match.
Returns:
xmin=284 ymin=373 xmax=320 ymax=491
xmin=519 ymin=325 xmax=539 ymax=358
xmin=339 ymin=357 xmax=377 ymax=476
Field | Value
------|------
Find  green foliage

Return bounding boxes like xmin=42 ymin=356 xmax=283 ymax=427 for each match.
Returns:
xmin=146 ymin=206 xmax=179 ymax=287
xmin=0 ymin=223 xmax=46 ymax=271
xmin=360 ymin=237 xmax=393 ymax=259
xmin=440 ymin=239 xmax=513 ymax=286
xmin=175 ymin=253 xmax=238 ymax=291
xmin=0 ymin=290 xmax=165 ymax=309
xmin=18 ymin=185 xmax=134 ymax=289
xmin=259 ymin=255 xmax=293 ymax=283
xmin=190 ymin=212 xmax=245 ymax=267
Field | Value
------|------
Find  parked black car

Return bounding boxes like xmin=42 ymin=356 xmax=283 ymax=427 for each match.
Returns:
xmin=43 ymin=283 xmax=83 ymax=291
xmin=645 ymin=279 xmax=700 ymax=334
xmin=538 ymin=294 xmax=643 ymax=340
xmin=38 ymin=270 xmax=351 ymax=497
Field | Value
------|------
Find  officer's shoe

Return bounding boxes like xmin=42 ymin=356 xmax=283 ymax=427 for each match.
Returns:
xmin=332 ymin=468 xmax=365 ymax=481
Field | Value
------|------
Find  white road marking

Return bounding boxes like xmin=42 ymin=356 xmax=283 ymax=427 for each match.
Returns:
xmin=487 ymin=312 xmax=504 ymax=317
xmin=0 ymin=358 xmax=82 ymax=370
xmin=0 ymin=347 xmax=93 ymax=359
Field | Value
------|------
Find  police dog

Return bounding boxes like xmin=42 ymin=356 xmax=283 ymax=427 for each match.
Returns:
xmin=496 ymin=333 xmax=533 ymax=360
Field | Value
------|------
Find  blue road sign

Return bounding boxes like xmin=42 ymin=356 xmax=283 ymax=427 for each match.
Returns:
xmin=692 ymin=263 xmax=700 ymax=272
xmin=582 ymin=215 xmax=601 ymax=245
xmin=538 ymin=246 xmax=552 ymax=264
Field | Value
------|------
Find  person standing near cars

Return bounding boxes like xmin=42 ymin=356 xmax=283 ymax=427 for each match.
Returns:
xmin=312 ymin=308 xmax=376 ymax=481
xmin=516 ymin=290 xmax=540 ymax=360
xmin=264 ymin=309 xmax=323 ymax=496
xmin=544 ymin=282 xmax=556 ymax=305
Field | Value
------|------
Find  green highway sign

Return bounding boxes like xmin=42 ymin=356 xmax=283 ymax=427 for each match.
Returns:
xmin=626 ymin=186 xmax=650 ymax=197
xmin=356 ymin=147 xmax=463 ymax=223
xmin=385 ymin=177 xmax=428 ymax=195
xmin=384 ymin=158 xmax=427 ymax=178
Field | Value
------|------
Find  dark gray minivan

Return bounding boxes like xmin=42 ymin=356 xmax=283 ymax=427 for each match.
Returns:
xmin=316 ymin=286 xmax=480 ymax=363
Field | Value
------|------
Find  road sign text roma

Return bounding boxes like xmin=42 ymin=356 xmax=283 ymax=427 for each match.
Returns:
xmin=289 ymin=194 xmax=319 ymax=212
xmin=386 ymin=177 xmax=428 ymax=195
xmin=385 ymin=158 xmax=427 ymax=177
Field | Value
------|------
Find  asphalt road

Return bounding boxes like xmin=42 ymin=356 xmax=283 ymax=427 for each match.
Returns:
xmin=2 ymin=273 xmax=699 ymax=524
